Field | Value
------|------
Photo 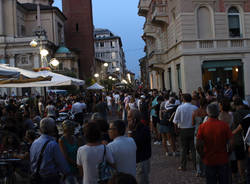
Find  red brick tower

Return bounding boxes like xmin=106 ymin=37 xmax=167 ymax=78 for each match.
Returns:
xmin=62 ymin=0 xmax=95 ymax=79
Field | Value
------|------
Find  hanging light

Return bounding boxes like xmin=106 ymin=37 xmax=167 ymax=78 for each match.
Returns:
xmin=112 ymin=78 xmax=116 ymax=81
xmin=116 ymin=67 xmax=120 ymax=71
xmin=109 ymin=76 xmax=112 ymax=80
xmin=50 ymin=58 xmax=59 ymax=67
xmin=40 ymin=49 xmax=49 ymax=57
xmin=104 ymin=63 xmax=108 ymax=67
xmin=30 ymin=39 xmax=38 ymax=47
xmin=94 ymin=73 xmax=99 ymax=78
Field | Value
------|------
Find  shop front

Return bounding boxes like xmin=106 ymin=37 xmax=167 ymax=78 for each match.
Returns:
xmin=202 ymin=60 xmax=244 ymax=97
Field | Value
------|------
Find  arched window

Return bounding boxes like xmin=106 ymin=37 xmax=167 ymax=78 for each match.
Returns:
xmin=197 ymin=7 xmax=213 ymax=39
xmin=228 ymin=7 xmax=241 ymax=37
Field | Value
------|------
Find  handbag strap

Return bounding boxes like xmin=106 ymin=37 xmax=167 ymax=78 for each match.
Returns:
xmin=35 ymin=140 xmax=50 ymax=174
xmin=102 ymin=145 xmax=106 ymax=162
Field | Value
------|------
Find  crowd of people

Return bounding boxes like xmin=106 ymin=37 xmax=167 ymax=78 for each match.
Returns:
xmin=0 ymin=84 xmax=249 ymax=184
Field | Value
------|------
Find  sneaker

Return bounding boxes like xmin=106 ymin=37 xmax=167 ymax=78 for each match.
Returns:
xmin=165 ymin=152 xmax=169 ymax=157
xmin=173 ymin=152 xmax=176 ymax=157
xmin=167 ymin=141 xmax=171 ymax=146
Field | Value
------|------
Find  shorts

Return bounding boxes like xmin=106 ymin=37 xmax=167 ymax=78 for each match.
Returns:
xmin=108 ymin=105 xmax=112 ymax=111
xmin=157 ymin=124 xmax=173 ymax=134
xmin=234 ymin=144 xmax=246 ymax=160
xmin=152 ymin=116 xmax=159 ymax=128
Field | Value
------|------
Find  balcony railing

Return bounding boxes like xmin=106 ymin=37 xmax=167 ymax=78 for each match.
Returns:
xmin=138 ymin=0 xmax=151 ymax=17
xmin=151 ymin=0 xmax=168 ymax=25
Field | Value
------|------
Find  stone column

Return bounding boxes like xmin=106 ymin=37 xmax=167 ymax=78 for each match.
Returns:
xmin=9 ymin=55 xmax=15 ymax=67
xmin=0 ymin=0 xmax=4 ymax=35
xmin=9 ymin=55 xmax=17 ymax=95
xmin=33 ymin=54 xmax=40 ymax=68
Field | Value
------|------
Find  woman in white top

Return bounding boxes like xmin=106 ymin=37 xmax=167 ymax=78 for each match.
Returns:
xmin=77 ymin=122 xmax=114 ymax=184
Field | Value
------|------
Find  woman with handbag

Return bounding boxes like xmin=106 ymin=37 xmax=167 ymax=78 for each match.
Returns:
xmin=77 ymin=122 xmax=115 ymax=184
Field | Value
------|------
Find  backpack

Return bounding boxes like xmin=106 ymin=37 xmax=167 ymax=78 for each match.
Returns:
xmin=97 ymin=145 xmax=116 ymax=184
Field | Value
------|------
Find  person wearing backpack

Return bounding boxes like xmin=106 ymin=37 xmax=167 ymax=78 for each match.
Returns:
xmin=159 ymin=96 xmax=178 ymax=157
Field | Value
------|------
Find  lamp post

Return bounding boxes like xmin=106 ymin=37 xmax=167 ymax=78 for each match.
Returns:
xmin=30 ymin=2 xmax=59 ymax=69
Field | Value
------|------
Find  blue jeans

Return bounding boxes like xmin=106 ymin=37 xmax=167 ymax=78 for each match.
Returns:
xmin=205 ymin=163 xmax=229 ymax=184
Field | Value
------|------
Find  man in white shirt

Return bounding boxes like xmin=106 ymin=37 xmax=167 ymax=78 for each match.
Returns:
xmin=107 ymin=120 xmax=137 ymax=177
xmin=113 ymin=92 xmax=120 ymax=114
xmin=173 ymin=93 xmax=198 ymax=171
xmin=106 ymin=94 xmax=113 ymax=115
xmin=71 ymin=98 xmax=85 ymax=115
xmin=72 ymin=97 xmax=86 ymax=125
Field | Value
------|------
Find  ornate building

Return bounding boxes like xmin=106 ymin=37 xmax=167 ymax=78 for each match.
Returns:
xmin=94 ymin=28 xmax=126 ymax=81
xmin=139 ymin=0 xmax=250 ymax=100
xmin=0 ymin=0 xmax=78 ymax=95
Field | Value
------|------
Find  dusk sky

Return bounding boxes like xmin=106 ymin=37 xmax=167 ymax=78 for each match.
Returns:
xmin=53 ymin=0 xmax=145 ymax=77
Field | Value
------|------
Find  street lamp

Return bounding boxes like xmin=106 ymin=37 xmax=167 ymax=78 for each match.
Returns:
xmin=109 ymin=76 xmax=113 ymax=80
xmin=104 ymin=63 xmax=108 ymax=67
xmin=112 ymin=78 xmax=116 ymax=81
xmin=50 ymin=58 xmax=60 ymax=67
xmin=30 ymin=39 xmax=38 ymax=47
xmin=116 ymin=67 xmax=120 ymax=71
xmin=94 ymin=73 xmax=99 ymax=78
xmin=40 ymin=49 xmax=49 ymax=57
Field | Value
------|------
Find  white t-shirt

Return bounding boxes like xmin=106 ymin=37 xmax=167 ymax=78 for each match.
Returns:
xmin=106 ymin=96 xmax=112 ymax=106
xmin=107 ymin=136 xmax=137 ymax=177
xmin=77 ymin=144 xmax=114 ymax=184
xmin=72 ymin=102 xmax=85 ymax=114
xmin=113 ymin=94 xmax=120 ymax=104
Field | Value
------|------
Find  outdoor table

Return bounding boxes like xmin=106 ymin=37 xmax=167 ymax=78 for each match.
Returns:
xmin=0 ymin=158 xmax=21 ymax=184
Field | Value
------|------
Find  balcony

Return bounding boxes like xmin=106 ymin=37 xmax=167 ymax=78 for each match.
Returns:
xmin=143 ymin=23 xmax=157 ymax=39
xmin=151 ymin=1 xmax=168 ymax=25
xmin=138 ymin=0 xmax=151 ymax=17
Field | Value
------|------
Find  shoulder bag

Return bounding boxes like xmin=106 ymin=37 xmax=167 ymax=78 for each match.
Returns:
xmin=30 ymin=140 xmax=50 ymax=184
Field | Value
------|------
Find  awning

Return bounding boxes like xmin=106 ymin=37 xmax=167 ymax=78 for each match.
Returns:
xmin=202 ymin=60 xmax=242 ymax=69
xmin=87 ymin=83 xmax=104 ymax=90
xmin=0 ymin=65 xmax=84 ymax=87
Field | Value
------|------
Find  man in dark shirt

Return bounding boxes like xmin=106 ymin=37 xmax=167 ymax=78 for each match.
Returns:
xmin=128 ymin=109 xmax=151 ymax=184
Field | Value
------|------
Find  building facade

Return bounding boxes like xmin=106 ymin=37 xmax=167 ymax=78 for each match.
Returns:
xmin=138 ymin=0 xmax=250 ymax=100
xmin=62 ymin=0 xmax=95 ymax=80
xmin=0 ymin=0 xmax=78 ymax=96
xmin=94 ymin=28 xmax=126 ymax=81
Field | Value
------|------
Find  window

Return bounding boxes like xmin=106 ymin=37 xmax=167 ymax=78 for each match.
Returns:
xmin=95 ymin=42 xmax=99 ymax=48
xmin=176 ymin=64 xmax=182 ymax=89
xmin=21 ymin=25 xmax=26 ymax=36
xmin=76 ymin=23 xmax=79 ymax=32
xmin=197 ymin=6 xmax=213 ymax=39
xmin=228 ymin=7 xmax=241 ymax=37
xmin=111 ymin=52 xmax=116 ymax=59
xmin=58 ymin=23 xmax=62 ymax=44
xmin=100 ymin=42 xmax=104 ymax=47
xmin=111 ymin=41 xmax=116 ymax=48
xmin=16 ymin=55 xmax=30 ymax=66
xmin=168 ymin=68 xmax=172 ymax=91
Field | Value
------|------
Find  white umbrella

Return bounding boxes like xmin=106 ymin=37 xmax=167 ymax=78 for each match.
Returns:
xmin=87 ymin=83 xmax=104 ymax=90
xmin=0 ymin=65 xmax=85 ymax=87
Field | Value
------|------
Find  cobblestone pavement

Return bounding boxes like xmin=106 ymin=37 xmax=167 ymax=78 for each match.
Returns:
xmin=149 ymin=144 xmax=206 ymax=184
